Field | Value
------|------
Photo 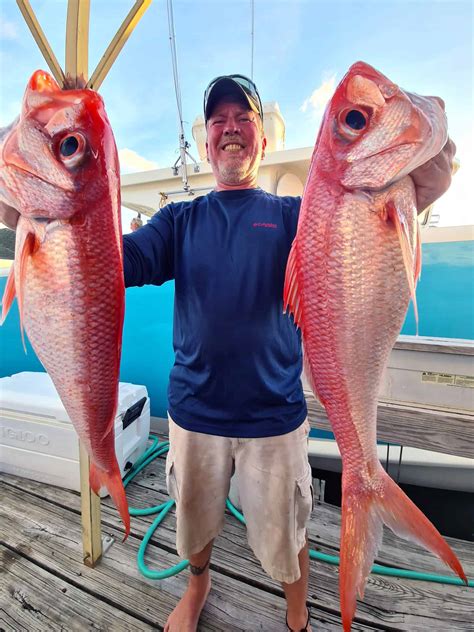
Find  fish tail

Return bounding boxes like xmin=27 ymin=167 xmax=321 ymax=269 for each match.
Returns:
xmin=340 ymin=465 xmax=467 ymax=631
xmin=89 ymin=459 xmax=130 ymax=540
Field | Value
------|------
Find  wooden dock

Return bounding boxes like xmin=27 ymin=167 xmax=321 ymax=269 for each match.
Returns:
xmin=1 ymin=447 xmax=472 ymax=632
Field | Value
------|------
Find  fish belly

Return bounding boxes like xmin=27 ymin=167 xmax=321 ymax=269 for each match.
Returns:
xmin=16 ymin=216 xmax=124 ymax=471
xmin=299 ymin=178 xmax=414 ymax=464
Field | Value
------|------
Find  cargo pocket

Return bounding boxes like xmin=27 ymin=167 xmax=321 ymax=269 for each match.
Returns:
xmin=295 ymin=464 xmax=314 ymax=534
xmin=165 ymin=455 xmax=179 ymax=502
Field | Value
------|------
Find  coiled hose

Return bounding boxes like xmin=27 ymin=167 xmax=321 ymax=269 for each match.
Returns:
xmin=124 ymin=435 xmax=472 ymax=586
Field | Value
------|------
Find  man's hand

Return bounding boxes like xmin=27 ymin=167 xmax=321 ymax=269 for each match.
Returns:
xmin=0 ymin=201 xmax=20 ymax=230
xmin=411 ymin=137 xmax=457 ymax=214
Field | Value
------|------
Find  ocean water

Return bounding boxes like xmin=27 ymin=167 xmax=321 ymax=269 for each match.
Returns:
xmin=0 ymin=240 xmax=472 ymax=418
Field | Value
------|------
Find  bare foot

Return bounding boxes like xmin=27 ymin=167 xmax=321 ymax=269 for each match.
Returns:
xmin=164 ymin=574 xmax=211 ymax=632
xmin=286 ymin=607 xmax=312 ymax=631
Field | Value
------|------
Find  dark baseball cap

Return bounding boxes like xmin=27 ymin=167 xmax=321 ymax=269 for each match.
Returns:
xmin=203 ymin=74 xmax=263 ymax=122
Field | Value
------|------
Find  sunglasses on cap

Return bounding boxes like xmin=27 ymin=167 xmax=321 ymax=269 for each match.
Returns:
xmin=203 ymin=74 xmax=263 ymax=122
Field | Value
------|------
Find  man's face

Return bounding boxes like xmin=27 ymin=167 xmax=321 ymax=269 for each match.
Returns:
xmin=206 ymin=97 xmax=266 ymax=189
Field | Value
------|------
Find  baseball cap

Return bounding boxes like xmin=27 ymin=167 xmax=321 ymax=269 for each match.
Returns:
xmin=203 ymin=74 xmax=263 ymax=122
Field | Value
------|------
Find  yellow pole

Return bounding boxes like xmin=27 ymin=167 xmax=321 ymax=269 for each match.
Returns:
xmin=16 ymin=0 xmax=66 ymax=86
xmin=87 ymin=0 xmax=152 ymax=90
xmin=65 ymin=0 xmax=90 ymax=88
xmin=79 ymin=441 xmax=102 ymax=567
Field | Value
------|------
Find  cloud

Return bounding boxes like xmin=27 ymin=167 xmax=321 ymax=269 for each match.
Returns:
xmin=300 ymin=75 xmax=337 ymax=115
xmin=0 ymin=17 xmax=18 ymax=40
xmin=118 ymin=148 xmax=158 ymax=174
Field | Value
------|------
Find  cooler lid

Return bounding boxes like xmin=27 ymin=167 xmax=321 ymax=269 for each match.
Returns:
xmin=0 ymin=372 xmax=148 ymax=424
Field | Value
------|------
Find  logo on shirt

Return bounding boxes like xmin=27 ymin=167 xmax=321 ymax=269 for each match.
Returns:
xmin=253 ymin=222 xmax=277 ymax=229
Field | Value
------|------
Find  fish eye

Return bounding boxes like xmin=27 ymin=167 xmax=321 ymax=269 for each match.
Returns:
xmin=345 ymin=110 xmax=367 ymax=130
xmin=58 ymin=132 xmax=87 ymax=167
xmin=60 ymin=136 xmax=79 ymax=156
xmin=337 ymin=108 xmax=369 ymax=140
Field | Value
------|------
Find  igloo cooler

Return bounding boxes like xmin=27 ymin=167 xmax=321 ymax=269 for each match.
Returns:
xmin=0 ymin=371 xmax=150 ymax=495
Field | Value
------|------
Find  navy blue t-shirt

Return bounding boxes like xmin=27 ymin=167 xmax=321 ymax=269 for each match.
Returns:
xmin=123 ymin=188 xmax=307 ymax=437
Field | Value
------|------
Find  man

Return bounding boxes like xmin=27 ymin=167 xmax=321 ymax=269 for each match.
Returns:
xmin=122 ymin=75 xmax=456 ymax=632
xmin=0 ymin=75 xmax=456 ymax=632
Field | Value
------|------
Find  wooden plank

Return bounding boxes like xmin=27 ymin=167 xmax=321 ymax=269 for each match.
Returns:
xmin=3 ymin=464 xmax=473 ymax=631
xmin=0 ymin=545 xmax=154 ymax=631
xmin=87 ymin=0 xmax=152 ymax=91
xmin=305 ymin=389 xmax=474 ymax=459
xmin=16 ymin=0 xmax=66 ymax=86
xmin=65 ymin=0 xmax=90 ymax=88
xmin=0 ymin=483 xmax=332 ymax=632
xmin=4 ymin=467 xmax=474 ymax=578
xmin=79 ymin=441 xmax=102 ymax=566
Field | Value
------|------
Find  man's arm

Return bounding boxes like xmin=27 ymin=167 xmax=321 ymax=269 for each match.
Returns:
xmin=0 ymin=201 xmax=19 ymax=230
xmin=0 ymin=199 xmax=175 ymax=289
xmin=123 ymin=205 xmax=175 ymax=288
xmin=412 ymin=137 xmax=457 ymax=214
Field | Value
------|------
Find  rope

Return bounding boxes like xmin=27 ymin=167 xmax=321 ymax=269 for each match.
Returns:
xmin=250 ymin=0 xmax=255 ymax=80
xmin=166 ymin=0 xmax=200 ymax=192
xmin=167 ymin=0 xmax=184 ymax=129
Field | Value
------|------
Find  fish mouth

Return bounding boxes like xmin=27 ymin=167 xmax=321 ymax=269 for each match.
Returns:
xmin=29 ymin=216 xmax=83 ymax=233
xmin=346 ymin=141 xmax=417 ymax=163
xmin=4 ymin=160 xmax=76 ymax=193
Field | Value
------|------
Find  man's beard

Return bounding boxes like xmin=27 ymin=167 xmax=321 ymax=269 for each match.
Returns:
xmin=218 ymin=157 xmax=252 ymax=184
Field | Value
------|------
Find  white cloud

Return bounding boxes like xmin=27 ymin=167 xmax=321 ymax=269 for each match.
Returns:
xmin=0 ymin=17 xmax=18 ymax=40
xmin=300 ymin=75 xmax=337 ymax=115
xmin=118 ymin=148 xmax=158 ymax=174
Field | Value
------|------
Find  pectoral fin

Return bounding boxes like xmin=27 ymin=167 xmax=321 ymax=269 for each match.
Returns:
xmin=283 ymin=239 xmax=303 ymax=330
xmin=386 ymin=200 xmax=420 ymax=334
xmin=1 ymin=263 xmax=16 ymax=324
xmin=16 ymin=231 xmax=38 ymax=351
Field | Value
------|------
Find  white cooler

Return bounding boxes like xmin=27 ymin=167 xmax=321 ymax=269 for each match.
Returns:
xmin=0 ymin=371 xmax=150 ymax=495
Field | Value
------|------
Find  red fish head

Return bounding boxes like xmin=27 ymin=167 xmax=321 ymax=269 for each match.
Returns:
xmin=323 ymin=61 xmax=447 ymax=189
xmin=0 ymin=70 xmax=119 ymax=224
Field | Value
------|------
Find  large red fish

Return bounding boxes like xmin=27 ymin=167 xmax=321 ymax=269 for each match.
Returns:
xmin=284 ymin=62 xmax=466 ymax=630
xmin=1 ymin=70 xmax=129 ymax=537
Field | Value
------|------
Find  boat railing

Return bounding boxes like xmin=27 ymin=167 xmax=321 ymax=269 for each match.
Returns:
xmin=304 ymin=336 xmax=474 ymax=461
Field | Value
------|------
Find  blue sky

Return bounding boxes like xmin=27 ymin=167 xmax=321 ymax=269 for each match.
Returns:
xmin=0 ymin=0 xmax=472 ymax=227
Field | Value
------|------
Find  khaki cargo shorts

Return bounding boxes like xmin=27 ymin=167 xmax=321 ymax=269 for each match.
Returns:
xmin=165 ymin=415 xmax=313 ymax=584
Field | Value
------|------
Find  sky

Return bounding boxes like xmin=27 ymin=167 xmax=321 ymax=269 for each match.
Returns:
xmin=0 ymin=0 xmax=472 ymax=230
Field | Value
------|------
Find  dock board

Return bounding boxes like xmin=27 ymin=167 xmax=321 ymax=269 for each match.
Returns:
xmin=1 ymin=447 xmax=473 ymax=631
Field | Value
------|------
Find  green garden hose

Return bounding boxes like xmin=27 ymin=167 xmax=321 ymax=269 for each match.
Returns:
xmin=126 ymin=435 xmax=472 ymax=587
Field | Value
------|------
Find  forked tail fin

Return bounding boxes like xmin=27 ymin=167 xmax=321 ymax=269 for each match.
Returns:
xmin=89 ymin=459 xmax=130 ymax=540
xmin=340 ymin=465 xmax=467 ymax=632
